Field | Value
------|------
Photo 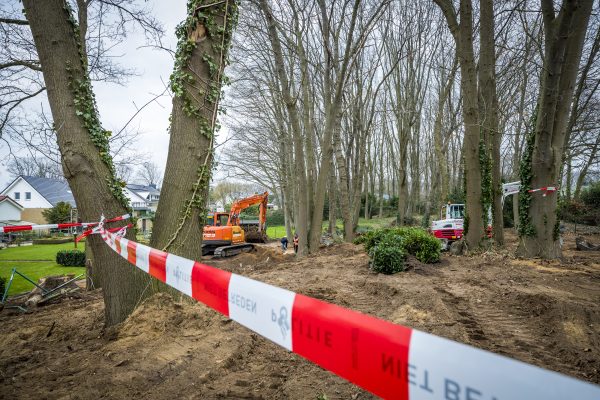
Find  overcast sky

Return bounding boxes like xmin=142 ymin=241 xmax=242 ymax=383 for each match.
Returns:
xmin=0 ymin=0 xmax=197 ymax=189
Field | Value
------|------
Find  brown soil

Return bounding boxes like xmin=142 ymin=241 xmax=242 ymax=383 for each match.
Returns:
xmin=1 ymin=230 xmax=599 ymax=399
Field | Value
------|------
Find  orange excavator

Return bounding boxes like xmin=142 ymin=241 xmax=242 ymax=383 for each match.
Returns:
xmin=202 ymin=192 xmax=269 ymax=257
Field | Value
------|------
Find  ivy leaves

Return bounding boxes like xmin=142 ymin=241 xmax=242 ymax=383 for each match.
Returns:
xmin=168 ymin=0 xmax=238 ymax=137
xmin=63 ymin=2 xmax=131 ymax=211
xmin=518 ymin=111 xmax=537 ymax=237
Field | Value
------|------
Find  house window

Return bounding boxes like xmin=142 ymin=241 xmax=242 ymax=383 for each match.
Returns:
xmin=25 ymin=192 xmax=31 ymax=201
xmin=14 ymin=192 xmax=20 ymax=200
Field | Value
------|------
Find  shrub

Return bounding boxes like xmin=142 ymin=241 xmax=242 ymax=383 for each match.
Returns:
xmin=0 ymin=276 xmax=6 ymax=296
xmin=56 ymin=249 xmax=86 ymax=267
xmin=362 ymin=229 xmax=394 ymax=253
xmin=42 ymin=201 xmax=72 ymax=224
xmin=358 ymin=227 xmax=441 ymax=272
xmin=369 ymin=234 xmax=406 ymax=274
xmin=399 ymin=228 xmax=442 ymax=263
xmin=581 ymin=181 xmax=600 ymax=209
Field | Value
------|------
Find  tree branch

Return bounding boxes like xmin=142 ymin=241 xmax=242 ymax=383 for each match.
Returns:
xmin=0 ymin=60 xmax=42 ymax=72
xmin=0 ymin=18 xmax=29 ymax=25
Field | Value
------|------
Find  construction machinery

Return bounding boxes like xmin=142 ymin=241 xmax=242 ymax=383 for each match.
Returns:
xmin=430 ymin=203 xmax=465 ymax=250
xmin=431 ymin=198 xmax=505 ymax=249
xmin=202 ymin=192 xmax=269 ymax=258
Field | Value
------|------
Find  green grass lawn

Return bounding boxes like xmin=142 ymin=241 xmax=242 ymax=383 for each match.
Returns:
xmin=0 ymin=242 xmax=81 ymax=261
xmin=1 ymin=261 xmax=85 ymax=296
xmin=266 ymin=216 xmax=397 ymax=239
xmin=0 ymin=243 xmax=86 ymax=296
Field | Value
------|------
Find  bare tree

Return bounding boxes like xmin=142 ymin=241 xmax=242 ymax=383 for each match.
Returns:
xmin=6 ymin=156 xmax=64 ymax=180
xmin=0 ymin=0 xmax=164 ymax=184
xmin=135 ymin=161 xmax=163 ymax=187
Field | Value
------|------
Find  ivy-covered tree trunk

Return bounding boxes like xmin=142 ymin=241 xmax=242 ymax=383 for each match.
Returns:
xmin=23 ymin=0 xmax=151 ymax=326
xmin=479 ymin=0 xmax=504 ymax=245
xmin=517 ymin=0 xmax=593 ymax=259
xmin=151 ymin=0 xmax=238 ymax=258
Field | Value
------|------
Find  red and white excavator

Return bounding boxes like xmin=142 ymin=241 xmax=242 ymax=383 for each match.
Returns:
xmin=430 ymin=203 xmax=465 ymax=250
xmin=430 ymin=182 xmax=521 ymax=249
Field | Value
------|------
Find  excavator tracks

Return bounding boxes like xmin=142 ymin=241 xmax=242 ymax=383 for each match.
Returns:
xmin=213 ymin=243 xmax=256 ymax=258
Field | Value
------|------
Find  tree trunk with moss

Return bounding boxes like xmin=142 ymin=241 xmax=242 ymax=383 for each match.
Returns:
xmin=23 ymin=0 xmax=151 ymax=326
xmin=518 ymin=0 xmax=593 ymax=259
xmin=151 ymin=0 xmax=238 ymax=259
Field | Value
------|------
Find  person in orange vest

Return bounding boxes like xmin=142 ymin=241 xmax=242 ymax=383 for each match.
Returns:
xmin=293 ymin=233 xmax=299 ymax=254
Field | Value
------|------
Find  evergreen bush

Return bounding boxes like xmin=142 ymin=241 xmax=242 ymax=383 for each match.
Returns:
xmin=369 ymin=234 xmax=406 ymax=274
xmin=400 ymin=228 xmax=442 ymax=263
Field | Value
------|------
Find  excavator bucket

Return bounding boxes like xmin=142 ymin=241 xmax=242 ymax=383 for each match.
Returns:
xmin=240 ymin=220 xmax=268 ymax=243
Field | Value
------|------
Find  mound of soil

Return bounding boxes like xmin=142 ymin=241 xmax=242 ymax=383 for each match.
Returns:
xmin=1 ymin=230 xmax=599 ymax=399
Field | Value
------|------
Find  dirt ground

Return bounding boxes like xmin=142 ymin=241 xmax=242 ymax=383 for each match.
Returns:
xmin=1 ymin=230 xmax=599 ymax=399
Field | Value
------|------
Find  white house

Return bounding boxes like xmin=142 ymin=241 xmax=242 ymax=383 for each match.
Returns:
xmin=0 ymin=195 xmax=24 ymax=222
xmin=0 ymin=176 xmax=76 ymax=224
xmin=124 ymin=184 xmax=160 ymax=212
xmin=0 ymin=176 xmax=161 ymax=232
xmin=123 ymin=184 xmax=161 ymax=234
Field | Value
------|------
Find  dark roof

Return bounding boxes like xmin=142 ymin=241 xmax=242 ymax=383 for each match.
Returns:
xmin=22 ymin=176 xmax=76 ymax=207
xmin=126 ymin=184 xmax=160 ymax=195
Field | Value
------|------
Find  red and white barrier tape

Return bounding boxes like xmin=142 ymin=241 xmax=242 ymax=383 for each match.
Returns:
xmin=76 ymin=223 xmax=133 ymax=243
xmin=94 ymin=219 xmax=600 ymax=399
xmin=0 ymin=214 xmax=130 ymax=234
xmin=528 ymin=186 xmax=557 ymax=197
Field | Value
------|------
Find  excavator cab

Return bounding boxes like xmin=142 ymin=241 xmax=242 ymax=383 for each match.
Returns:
xmin=205 ymin=212 xmax=230 ymax=227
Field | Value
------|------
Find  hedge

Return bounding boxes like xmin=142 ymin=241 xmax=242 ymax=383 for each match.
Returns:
xmin=56 ymin=250 xmax=86 ymax=267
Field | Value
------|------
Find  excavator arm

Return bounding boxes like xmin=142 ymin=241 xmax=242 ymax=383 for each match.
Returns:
xmin=227 ymin=191 xmax=268 ymax=232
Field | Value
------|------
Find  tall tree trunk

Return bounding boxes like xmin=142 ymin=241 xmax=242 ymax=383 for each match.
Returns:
xmin=152 ymin=1 xmax=238 ymax=260
xmin=364 ymin=139 xmax=373 ymax=219
xmin=24 ymin=0 xmax=151 ymax=326
xmin=378 ymin=125 xmax=385 ymax=217
xmin=565 ymin=160 xmax=573 ymax=200
xmin=479 ymin=0 xmax=504 ymax=244
xmin=433 ymin=57 xmax=457 ymax=202
xmin=334 ymin=112 xmax=354 ymax=241
xmin=512 ymin=33 xmax=531 ymax=232
xmin=328 ymin=167 xmax=338 ymax=235
xmin=518 ymin=0 xmax=593 ymax=259
xmin=435 ymin=0 xmax=485 ymax=248
xmin=308 ymin=0 xmax=377 ymax=252
xmin=259 ymin=0 xmax=309 ymax=255
xmin=351 ymin=133 xmax=367 ymax=232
